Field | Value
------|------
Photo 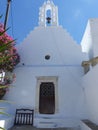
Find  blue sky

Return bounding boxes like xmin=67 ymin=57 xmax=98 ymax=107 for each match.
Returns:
xmin=0 ymin=0 xmax=98 ymax=44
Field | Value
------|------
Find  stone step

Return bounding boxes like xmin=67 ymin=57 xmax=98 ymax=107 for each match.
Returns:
xmin=34 ymin=117 xmax=80 ymax=128
xmin=9 ymin=126 xmax=80 ymax=130
xmin=82 ymin=120 xmax=98 ymax=130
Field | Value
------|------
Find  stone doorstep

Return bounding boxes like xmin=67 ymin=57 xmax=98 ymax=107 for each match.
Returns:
xmin=82 ymin=120 xmax=98 ymax=130
xmin=9 ymin=126 xmax=79 ymax=130
xmin=9 ymin=126 xmax=34 ymax=130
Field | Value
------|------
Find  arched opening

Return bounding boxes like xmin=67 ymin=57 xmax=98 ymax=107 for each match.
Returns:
xmin=46 ymin=9 xmax=51 ymax=26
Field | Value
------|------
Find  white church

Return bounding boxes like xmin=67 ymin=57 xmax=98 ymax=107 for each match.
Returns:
xmin=1 ymin=0 xmax=98 ymax=130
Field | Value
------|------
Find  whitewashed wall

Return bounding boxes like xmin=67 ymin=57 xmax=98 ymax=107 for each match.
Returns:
xmin=5 ymin=66 xmax=87 ymax=119
xmin=4 ymin=26 xmax=88 ymax=127
xmin=81 ymin=18 xmax=98 ymax=125
xmin=81 ymin=18 xmax=98 ymax=59
xmin=82 ymin=64 xmax=98 ymax=125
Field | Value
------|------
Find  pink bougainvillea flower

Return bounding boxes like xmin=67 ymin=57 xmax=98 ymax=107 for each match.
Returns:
xmin=0 ymin=23 xmax=20 ymax=72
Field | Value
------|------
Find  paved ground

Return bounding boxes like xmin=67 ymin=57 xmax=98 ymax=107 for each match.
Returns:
xmin=9 ymin=126 xmax=73 ymax=130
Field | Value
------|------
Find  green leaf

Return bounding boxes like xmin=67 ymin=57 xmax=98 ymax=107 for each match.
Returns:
xmin=0 ymin=28 xmax=9 ymax=36
xmin=0 ymin=86 xmax=8 ymax=89
xmin=0 ymin=112 xmax=10 ymax=116
xmin=0 ymin=55 xmax=12 ymax=61
xmin=0 ymin=40 xmax=15 ymax=52
xmin=0 ymin=127 xmax=5 ymax=130
xmin=0 ymin=86 xmax=14 ymax=89
xmin=0 ymin=108 xmax=6 ymax=110
xmin=0 ymin=100 xmax=15 ymax=104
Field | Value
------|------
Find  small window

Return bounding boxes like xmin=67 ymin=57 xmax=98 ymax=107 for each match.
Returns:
xmin=45 ymin=55 xmax=50 ymax=60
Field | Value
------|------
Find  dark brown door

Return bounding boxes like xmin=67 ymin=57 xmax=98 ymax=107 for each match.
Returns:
xmin=39 ymin=82 xmax=55 ymax=114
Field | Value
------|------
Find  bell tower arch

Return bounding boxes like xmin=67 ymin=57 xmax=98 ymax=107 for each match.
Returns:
xmin=39 ymin=0 xmax=59 ymax=27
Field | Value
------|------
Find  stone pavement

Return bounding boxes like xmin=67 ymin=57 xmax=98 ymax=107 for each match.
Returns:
xmin=9 ymin=126 xmax=74 ymax=130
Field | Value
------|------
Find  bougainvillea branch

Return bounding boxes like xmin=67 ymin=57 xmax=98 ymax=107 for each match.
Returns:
xmin=0 ymin=23 xmax=20 ymax=72
xmin=0 ymin=15 xmax=19 ymax=130
xmin=0 ymin=22 xmax=20 ymax=99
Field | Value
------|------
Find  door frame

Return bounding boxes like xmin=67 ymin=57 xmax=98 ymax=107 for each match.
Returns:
xmin=35 ymin=76 xmax=59 ymax=115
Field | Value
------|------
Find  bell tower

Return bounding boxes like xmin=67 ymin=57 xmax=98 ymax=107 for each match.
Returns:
xmin=39 ymin=0 xmax=59 ymax=27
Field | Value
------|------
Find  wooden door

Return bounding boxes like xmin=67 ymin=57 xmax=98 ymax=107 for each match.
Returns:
xmin=39 ymin=82 xmax=55 ymax=114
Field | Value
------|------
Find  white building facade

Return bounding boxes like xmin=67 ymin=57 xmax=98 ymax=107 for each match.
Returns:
xmin=2 ymin=0 xmax=98 ymax=129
